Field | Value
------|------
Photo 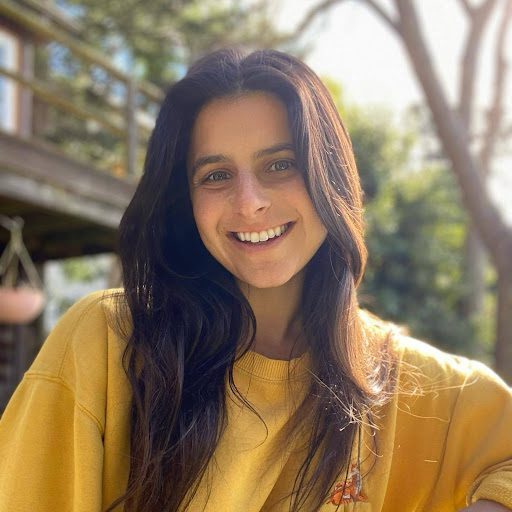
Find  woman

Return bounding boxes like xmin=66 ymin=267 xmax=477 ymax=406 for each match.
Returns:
xmin=0 ymin=49 xmax=510 ymax=512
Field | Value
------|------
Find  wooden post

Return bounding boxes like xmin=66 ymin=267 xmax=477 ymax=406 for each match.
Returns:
xmin=0 ymin=325 xmax=14 ymax=412
xmin=19 ymin=38 xmax=34 ymax=138
xmin=126 ymin=77 xmax=138 ymax=176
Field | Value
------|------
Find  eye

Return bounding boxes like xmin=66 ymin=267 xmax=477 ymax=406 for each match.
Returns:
xmin=203 ymin=170 xmax=230 ymax=183
xmin=269 ymin=159 xmax=295 ymax=172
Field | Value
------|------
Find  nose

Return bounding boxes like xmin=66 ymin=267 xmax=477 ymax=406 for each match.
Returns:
xmin=232 ymin=172 xmax=271 ymax=218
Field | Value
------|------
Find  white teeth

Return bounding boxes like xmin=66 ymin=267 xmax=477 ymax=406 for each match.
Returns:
xmin=235 ymin=223 xmax=289 ymax=243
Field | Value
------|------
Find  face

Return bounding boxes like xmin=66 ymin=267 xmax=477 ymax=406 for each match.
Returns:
xmin=188 ymin=92 xmax=327 ymax=289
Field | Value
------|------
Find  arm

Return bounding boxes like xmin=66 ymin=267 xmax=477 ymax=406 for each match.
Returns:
xmin=442 ymin=360 xmax=512 ymax=509
xmin=0 ymin=377 xmax=105 ymax=511
xmin=0 ymin=292 xmax=109 ymax=511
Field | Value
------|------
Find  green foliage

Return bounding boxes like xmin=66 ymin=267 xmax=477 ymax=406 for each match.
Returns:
xmin=61 ymin=255 xmax=111 ymax=283
xmin=58 ymin=0 xmax=281 ymax=85
xmin=361 ymin=166 xmax=481 ymax=356
xmin=345 ymin=107 xmax=414 ymax=201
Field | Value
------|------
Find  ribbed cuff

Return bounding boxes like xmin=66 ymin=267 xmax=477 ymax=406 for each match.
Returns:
xmin=234 ymin=350 xmax=310 ymax=381
xmin=469 ymin=473 xmax=512 ymax=508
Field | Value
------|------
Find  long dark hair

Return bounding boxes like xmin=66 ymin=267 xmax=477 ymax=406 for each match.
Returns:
xmin=108 ymin=48 xmax=393 ymax=512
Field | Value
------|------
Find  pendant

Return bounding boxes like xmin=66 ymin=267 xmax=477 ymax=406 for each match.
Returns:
xmin=326 ymin=463 xmax=368 ymax=506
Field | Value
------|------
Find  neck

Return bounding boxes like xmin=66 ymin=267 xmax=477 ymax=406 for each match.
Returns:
xmin=238 ymin=272 xmax=305 ymax=360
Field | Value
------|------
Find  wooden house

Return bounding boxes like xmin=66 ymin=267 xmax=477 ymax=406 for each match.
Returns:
xmin=0 ymin=0 xmax=163 ymax=409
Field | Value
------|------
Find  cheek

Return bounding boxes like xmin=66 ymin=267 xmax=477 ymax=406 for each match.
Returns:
xmin=191 ymin=194 xmax=220 ymax=242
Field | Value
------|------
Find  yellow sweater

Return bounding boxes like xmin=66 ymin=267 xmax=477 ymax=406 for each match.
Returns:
xmin=0 ymin=290 xmax=511 ymax=511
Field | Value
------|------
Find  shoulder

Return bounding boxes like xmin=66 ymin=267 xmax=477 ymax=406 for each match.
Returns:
xmin=359 ymin=309 xmax=510 ymax=405
xmin=26 ymin=288 xmax=129 ymax=406
xmin=29 ymin=288 xmax=125 ymax=370
xmin=385 ymin=334 xmax=512 ymax=433
xmin=393 ymin=334 xmax=509 ymax=394
xmin=392 ymin=339 xmax=512 ymax=508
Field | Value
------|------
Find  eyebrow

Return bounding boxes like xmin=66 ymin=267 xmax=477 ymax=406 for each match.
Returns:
xmin=190 ymin=142 xmax=295 ymax=176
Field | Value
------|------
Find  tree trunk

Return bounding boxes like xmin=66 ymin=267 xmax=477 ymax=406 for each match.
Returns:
xmin=457 ymin=3 xmax=495 ymax=323
xmin=496 ymin=263 xmax=512 ymax=382
xmin=464 ymin=225 xmax=486 ymax=317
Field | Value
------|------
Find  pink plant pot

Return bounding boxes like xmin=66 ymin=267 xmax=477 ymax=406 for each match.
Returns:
xmin=0 ymin=287 xmax=46 ymax=324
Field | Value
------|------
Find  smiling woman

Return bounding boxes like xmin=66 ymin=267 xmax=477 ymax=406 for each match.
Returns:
xmin=0 ymin=49 xmax=511 ymax=512
xmin=188 ymin=92 xmax=327 ymax=294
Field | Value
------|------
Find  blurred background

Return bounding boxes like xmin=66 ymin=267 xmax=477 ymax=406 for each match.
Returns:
xmin=0 ymin=0 xmax=511 ymax=408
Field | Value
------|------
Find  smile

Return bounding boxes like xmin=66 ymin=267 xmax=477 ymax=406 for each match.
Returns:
xmin=232 ymin=223 xmax=292 ymax=244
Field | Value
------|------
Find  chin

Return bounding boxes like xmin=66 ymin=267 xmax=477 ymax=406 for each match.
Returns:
xmin=236 ymin=269 xmax=300 ymax=290
xmin=245 ymin=279 xmax=290 ymax=290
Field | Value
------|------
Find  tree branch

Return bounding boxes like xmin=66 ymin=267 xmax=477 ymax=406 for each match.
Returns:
xmin=502 ymin=123 xmax=512 ymax=139
xmin=458 ymin=0 xmax=496 ymax=129
xmin=271 ymin=0 xmax=346 ymax=45
xmin=391 ymin=0 xmax=511 ymax=268
xmin=364 ymin=0 xmax=401 ymax=34
xmin=458 ymin=0 xmax=474 ymax=17
xmin=478 ymin=0 xmax=512 ymax=174
xmin=276 ymin=0 xmax=400 ymax=48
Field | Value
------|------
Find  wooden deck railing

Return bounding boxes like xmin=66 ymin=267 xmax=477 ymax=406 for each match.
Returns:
xmin=0 ymin=0 xmax=165 ymax=177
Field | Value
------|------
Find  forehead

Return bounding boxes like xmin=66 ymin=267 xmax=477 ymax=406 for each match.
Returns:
xmin=189 ymin=92 xmax=292 ymax=156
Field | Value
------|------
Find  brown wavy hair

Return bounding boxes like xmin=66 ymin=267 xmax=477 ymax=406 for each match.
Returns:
xmin=108 ymin=48 xmax=393 ymax=512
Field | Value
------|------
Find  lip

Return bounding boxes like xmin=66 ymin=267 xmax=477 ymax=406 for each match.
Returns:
xmin=229 ymin=221 xmax=294 ymax=250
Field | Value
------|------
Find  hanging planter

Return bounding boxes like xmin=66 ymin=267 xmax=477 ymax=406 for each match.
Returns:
xmin=0 ymin=216 xmax=46 ymax=324
xmin=0 ymin=286 xmax=45 ymax=324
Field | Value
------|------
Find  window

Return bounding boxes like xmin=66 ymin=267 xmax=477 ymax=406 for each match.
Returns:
xmin=0 ymin=28 xmax=19 ymax=133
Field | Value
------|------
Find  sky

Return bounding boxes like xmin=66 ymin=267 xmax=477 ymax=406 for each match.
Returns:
xmin=275 ymin=0 xmax=512 ymax=223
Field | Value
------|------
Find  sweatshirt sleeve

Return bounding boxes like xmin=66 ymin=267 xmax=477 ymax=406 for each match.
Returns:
xmin=0 ymin=291 xmax=112 ymax=512
xmin=440 ymin=360 xmax=512 ymax=508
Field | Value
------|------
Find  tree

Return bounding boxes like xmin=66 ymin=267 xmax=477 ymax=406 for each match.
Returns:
xmin=282 ymin=0 xmax=512 ymax=381
xmin=59 ymin=0 xmax=282 ymax=85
